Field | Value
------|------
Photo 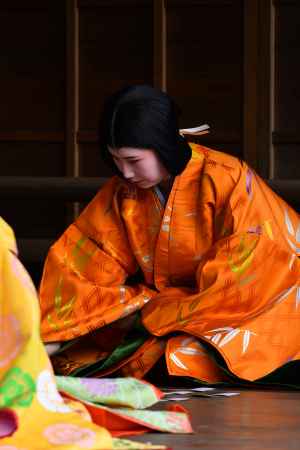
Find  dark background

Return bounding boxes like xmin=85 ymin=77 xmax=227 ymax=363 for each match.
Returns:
xmin=0 ymin=0 xmax=299 ymax=284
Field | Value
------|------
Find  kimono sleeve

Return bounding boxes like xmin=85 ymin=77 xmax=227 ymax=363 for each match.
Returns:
xmin=39 ymin=177 xmax=156 ymax=342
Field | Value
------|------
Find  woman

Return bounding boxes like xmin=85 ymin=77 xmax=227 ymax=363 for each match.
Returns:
xmin=39 ymin=85 xmax=300 ymax=385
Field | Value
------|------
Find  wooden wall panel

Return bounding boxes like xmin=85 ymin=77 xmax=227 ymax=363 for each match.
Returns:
xmin=243 ymin=0 xmax=272 ymax=177
xmin=166 ymin=0 xmax=243 ymax=157
xmin=79 ymin=143 xmax=114 ymax=177
xmin=274 ymin=0 xmax=300 ymax=132
xmin=1 ymin=199 xmax=66 ymax=239
xmin=0 ymin=143 xmax=65 ymax=177
xmin=274 ymin=144 xmax=300 ymax=179
xmin=0 ymin=2 xmax=65 ymax=133
xmin=273 ymin=0 xmax=300 ymax=178
xmin=0 ymin=143 xmax=66 ymax=238
xmin=78 ymin=0 xmax=153 ymax=176
xmin=0 ymin=2 xmax=67 ymax=243
xmin=0 ymin=0 xmax=299 ymax=284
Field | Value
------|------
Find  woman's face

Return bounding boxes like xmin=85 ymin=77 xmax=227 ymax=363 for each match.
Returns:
xmin=108 ymin=147 xmax=170 ymax=189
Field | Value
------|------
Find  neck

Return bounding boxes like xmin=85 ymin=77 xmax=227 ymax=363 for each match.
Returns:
xmin=158 ymin=175 xmax=174 ymax=199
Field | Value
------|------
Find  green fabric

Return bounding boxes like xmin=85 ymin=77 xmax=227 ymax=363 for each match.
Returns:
xmin=70 ymin=334 xmax=148 ymax=377
xmin=112 ymin=438 xmax=162 ymax=448
xmin=101 ymin=406 xmax=192 ymax=434
xmin=70 ymin=312 xmax=149 ymax=377
xmin=56 ymin=376 xmax=159 ymax=409
xmin=56 ymin=376 xmax=192 ymax=434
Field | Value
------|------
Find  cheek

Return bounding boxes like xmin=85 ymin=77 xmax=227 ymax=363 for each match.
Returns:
xmin=134 ymin=163 xmax=147 ymax=176
xmin=141 ymin=166 xmax=157 ymax=181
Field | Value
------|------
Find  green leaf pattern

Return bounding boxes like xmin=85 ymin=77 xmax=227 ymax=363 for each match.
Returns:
xmin=0 ymin=367 xmax=35 ymax=408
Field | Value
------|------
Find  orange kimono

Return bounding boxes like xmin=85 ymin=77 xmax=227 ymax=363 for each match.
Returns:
xmin=39 ymin=144 xmax=300 ymax=384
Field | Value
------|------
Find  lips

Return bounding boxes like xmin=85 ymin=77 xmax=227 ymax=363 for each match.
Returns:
xmin=130 ymin=179 xmax=143 ymax=184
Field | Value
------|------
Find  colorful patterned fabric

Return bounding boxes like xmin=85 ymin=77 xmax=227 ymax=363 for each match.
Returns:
xmin=39 ymin=144 xmax=300 ymax=384
xmin=56 ymin=376 xmax=162 ymax=409
xmin=56 ymin=376 xmax=192 ymax=436
xmin=0 ymin=218 xmax=112 ymax=448
xmin=0 ymin=218 xmax=192 ymax=450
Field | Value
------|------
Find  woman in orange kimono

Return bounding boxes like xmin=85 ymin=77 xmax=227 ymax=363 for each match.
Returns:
xmin=39 ymin=85 xmax=300 ymax=386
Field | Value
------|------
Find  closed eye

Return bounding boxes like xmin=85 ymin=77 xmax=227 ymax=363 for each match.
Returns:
xmin=112 ymin=155 xmax=141 ymax=164
xmin=122 ymin=158 xmax=140 ymax=164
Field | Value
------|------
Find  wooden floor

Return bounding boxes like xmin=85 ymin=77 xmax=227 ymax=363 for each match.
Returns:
xmin=130 ymin=388 xmax=300 ymax=449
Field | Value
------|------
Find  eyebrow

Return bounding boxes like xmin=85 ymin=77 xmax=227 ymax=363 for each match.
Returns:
xmin=111 ymin=154 xmax=140 ymax=160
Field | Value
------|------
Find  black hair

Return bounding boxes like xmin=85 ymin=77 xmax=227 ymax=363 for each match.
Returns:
xmin=98 ymin=84 xmax=192 ymax=176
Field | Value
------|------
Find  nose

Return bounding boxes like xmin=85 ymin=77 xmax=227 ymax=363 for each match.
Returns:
xmin=120 ymin=161 xmax=134 ymax=179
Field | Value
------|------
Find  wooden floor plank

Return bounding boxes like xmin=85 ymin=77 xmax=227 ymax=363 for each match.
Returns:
xmin=130 ymin=389 xmax=300 ymax=449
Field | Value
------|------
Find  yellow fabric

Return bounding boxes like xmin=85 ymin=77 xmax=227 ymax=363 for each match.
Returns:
xmin=0 ymin=217 xmax=112 ymax=449
xmin=39 ymin=144 xmax=300 ymax=383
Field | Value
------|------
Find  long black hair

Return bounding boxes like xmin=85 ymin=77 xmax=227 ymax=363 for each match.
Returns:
xmin=99 ymin=84 xmax=191 ymax=176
